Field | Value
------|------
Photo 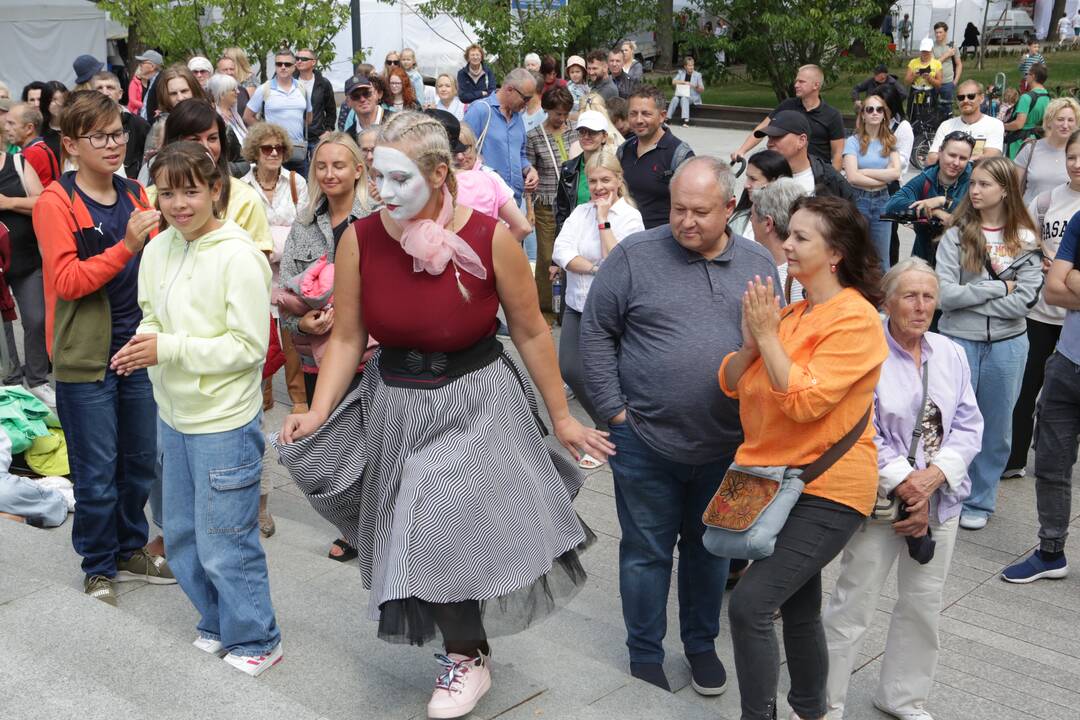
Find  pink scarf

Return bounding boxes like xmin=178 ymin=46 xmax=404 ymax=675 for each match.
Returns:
xmin=398 ymin=185 xmax=488 ymax=281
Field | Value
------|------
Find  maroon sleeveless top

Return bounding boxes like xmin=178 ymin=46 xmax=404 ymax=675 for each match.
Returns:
xmin=357 ymin=211 xmax=500 ymax=353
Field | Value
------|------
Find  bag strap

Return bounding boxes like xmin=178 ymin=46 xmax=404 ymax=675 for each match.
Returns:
xmin=800 ymin=405 xmax=873 ymax=484
xmin=906 ymin=362 xmax=931 ymax=466
xmin=289 ymin=170 xmax=298 ymax=205
xmin=477 ymin=101 xmax=493 ymax=154
xmin=11 ymin=153 xmax=28 ymax=195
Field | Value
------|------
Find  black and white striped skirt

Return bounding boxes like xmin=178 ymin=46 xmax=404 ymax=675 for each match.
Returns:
xmin=273 ymin=349 xmax=592 ymax=644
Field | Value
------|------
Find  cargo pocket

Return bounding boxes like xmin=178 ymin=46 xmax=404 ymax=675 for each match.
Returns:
xmin=207 ymin=458 xmax=262 ymax=534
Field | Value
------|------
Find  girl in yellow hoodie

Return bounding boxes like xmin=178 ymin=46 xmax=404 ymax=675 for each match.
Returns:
xmin=111 ymin=141 xmax=282 ymax=677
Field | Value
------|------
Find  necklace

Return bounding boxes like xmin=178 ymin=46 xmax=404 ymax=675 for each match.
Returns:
xmin=257 ymin=170 xmax=279 ymax=193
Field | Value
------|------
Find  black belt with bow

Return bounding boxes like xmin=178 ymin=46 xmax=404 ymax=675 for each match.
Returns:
xmin=379 ymin=335 xmax=503 ymax=389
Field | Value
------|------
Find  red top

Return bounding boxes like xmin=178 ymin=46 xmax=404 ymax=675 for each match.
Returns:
xmin=357 ymin=210 xmax=499 ymax=353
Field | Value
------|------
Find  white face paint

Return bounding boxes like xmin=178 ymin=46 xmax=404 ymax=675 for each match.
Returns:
xmin=372 ymin=146 xmax=431 ymax=221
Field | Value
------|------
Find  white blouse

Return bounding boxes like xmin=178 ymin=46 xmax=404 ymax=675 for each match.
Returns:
xmin=552 ymin=197 xmax=644 ymax=312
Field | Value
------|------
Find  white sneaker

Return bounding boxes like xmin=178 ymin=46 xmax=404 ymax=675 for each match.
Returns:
xmin=872 ymin=698 xmax=934 ymax=720
xmin=28 ymin=383 xmax=56 ymax=408
xmin=1001 ymin=468 xmax=1026 ymax=479
xmin=193 ymin=636 xmax=227 ymax=657
xmin=37 ymin=476 xmax=75 ymax=511
xmin=223 ymin=642 xmax=283 ymax=677
xmin=959 ymin=512 xmax=988 ymax=530
xmin=426 ymin=652 xmax=491 ymax=719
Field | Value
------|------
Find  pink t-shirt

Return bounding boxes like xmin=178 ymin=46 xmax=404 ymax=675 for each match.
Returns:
xmin=455 ymin=167 xmax=511 ymax=220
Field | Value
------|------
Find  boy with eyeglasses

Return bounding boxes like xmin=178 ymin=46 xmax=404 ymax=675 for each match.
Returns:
xmin=925 ymin=79 xmax=1004 ymax=166
xmin=32 ymin=90 xmax=175 ymax=607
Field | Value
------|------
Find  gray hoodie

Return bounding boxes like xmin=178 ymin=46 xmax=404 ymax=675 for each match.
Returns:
xmin=935 ymin=226 xmax=1043 ymax=343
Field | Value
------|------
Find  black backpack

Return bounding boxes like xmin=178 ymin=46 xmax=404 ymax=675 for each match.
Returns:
xmin=1003 ymin=89 xmax=1049 ymax=145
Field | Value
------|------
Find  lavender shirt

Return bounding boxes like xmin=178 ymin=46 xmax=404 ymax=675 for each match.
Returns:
xmin=874 ymin=319 xmax=984 ymax=522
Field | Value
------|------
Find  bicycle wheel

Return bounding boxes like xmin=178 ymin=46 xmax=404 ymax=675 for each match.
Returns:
xmin=911 ymin=131 xmax=931 ymax=170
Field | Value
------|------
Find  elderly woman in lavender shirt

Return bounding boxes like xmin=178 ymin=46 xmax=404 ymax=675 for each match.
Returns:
xmin=822 ymin=257 xmax=984 ymax=720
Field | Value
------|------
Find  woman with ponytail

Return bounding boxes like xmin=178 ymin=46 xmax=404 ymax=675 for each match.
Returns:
xmin=275 ymin=111 xmax=611 ymax=719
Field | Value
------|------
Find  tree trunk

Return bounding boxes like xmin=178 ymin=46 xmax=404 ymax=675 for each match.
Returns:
xmin=1049 ymin=0 xmax=1068 ymax=41
xmin=127 ymin=20 xmax=148 ymax=71
xmin=657 ymin=0 xmax=674 ymax=71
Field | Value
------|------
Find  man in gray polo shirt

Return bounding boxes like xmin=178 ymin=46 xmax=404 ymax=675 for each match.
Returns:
xmin=580 ymin=156 xmax=780 ymax=694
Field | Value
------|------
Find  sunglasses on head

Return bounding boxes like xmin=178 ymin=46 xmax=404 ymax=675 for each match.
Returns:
xmin=260 ymin=144 xmax=287 ymax=156
xmin=942 ymin=130 xmax=976 ymax=147
xmin=275 ymin=61 xmax=294 ymax=68
xmin=957 ymin=92 xmax=979 ymax=101
xmin=862 ymin=105 xmax=885 ymax=114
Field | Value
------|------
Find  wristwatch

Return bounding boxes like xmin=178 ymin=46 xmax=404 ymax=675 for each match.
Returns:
xmin=598 ymin=221 xmax=611 ymax=230
xmin=590 ymin=263 xmax=601 ymax=275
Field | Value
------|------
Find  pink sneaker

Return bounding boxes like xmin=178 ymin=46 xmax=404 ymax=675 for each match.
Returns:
xmin=426 ymin=652 xmax=491 ymax=719
xmin=223 ymin=642 xmax=283 ymax=677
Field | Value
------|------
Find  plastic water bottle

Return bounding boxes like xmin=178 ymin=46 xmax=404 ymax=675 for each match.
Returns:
xmin=552 ymin=274 xmax=562 ymax=315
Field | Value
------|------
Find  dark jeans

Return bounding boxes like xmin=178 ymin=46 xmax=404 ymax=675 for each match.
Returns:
xmin=729 ymin=495 xmax=862 ymax=720
xmin=558 ymin=308 xmax=604 ymax=427
xmin=56 ymin=368 xmax=157 ymax=577
xmin=608 ymin=420 xmax=732 ymax=664
xmin=3 ymin=269 xmax=49 ymax=387
xmin=1033 ymin=352 xmax=1080 ymax=554
xmin=1008 ymin=318 xmax=1062 ymax=471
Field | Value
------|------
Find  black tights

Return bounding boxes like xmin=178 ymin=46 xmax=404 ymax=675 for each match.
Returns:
xmin=430 ymin=600 xmax=490 ymax=657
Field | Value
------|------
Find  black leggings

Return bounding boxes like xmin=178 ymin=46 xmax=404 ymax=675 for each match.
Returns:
xmin=1008 ymin=318 xmax=1062 ymax=471
xmin=430 ymin=600 xmax=490 ymax=657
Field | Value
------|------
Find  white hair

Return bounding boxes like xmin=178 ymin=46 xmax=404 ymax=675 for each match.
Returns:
xmin=524 ymin=52 xmax=541 ymax=66
xmin=504 ymin=67 xmax=536 ymax=89
xmin=882 ymin=256 xmax=939 ymax=301
xmin=207 ymin=73 xmax=238 ymax=104
xmin=750 ymin=177 xmax=809 ymax=239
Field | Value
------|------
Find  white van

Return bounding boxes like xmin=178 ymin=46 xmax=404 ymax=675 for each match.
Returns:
xmin=985 ymin=9 xmax=1037 ymax=45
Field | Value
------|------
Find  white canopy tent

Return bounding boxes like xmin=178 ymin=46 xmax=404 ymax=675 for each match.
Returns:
xmin=323 ymin=0 xmax=481 ymax=92
xmin=894 ymin=0 xmax=1011 ymax=45
xmin=0 ymin=0 xmax=109 ymax=96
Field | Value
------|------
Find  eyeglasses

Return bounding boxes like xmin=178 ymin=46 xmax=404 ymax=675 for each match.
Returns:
xmin=386 ymin=60 xmax=400 ymax=66
xmin=942 ymin=130 xmax=976 ymax=147
xmin=296 ymin=56 xmax=315 ymax=63
xmin=957 ymin=93 xmax=979 ymax=101
xmin=275 ymin=61 xmax=295 ymax=68
xmin=578 ymin=127 xmax=605 ymax=137
xmin=511 ymin=86 xmax=534 ymax=102
xmin=259 ymin=144 xmax=287 ymax=156
xmin=350 ymin=88 xmax=373 ymax=99
xmin=78 ymin=130 xmax=129 ymax=148
xmin=455 ymin=144 xmax=474 ymax=154
xmin=862 ymin=105 xmax=885 ymax=114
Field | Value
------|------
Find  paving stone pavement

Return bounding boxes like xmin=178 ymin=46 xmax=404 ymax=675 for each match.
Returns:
xmin=3 ymin=125 xmax=1079 ymax=719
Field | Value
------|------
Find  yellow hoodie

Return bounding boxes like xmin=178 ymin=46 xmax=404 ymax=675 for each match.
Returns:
xmin=137 ymin=220 xmax=271 ymax=434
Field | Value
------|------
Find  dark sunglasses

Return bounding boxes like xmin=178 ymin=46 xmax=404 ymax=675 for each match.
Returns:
xmin=956 ymin=92 xmax=979 ymax=101
xmin=386 ymin=59 xmax=400 ymax=66
xmin=511 ymin=86 xmax=534 ymax=102
xmin=275 ymin=61 xmax=295 ymax=68
xmin=259 ymin=144 xmax=287 ymax=156
xmin=862 ymin=105 xmax=885 ymax=114
xmin=942 ymin=130 xmax=976 ymax=147
xmin=296 ymin=56 xmax=315 ymax=63
xmin=350 ymin=88 xmax=373 ymax=99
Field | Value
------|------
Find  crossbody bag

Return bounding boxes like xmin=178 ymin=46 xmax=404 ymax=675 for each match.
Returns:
xmin=701 ymin=406 xmax=872 ymax=560
xmin=871 ymin=362 xmax=929 ymax=522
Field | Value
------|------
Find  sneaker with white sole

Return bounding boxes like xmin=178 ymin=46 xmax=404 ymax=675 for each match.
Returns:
xmin=872 ymin=698 xmax=934 ymax=720
xmin=193 ymin=636 xmax=227 ymax=656
xmin=426 ymin=652 xmax=491 ymax=719
xmin=28 ymin=383 xmax=56 ymax=408
xmin=1002 ymin=552 xmax=1068 ymax=583
xmin=223 ymin=642 xmax=283 ymax=677
xmin=115 ymin=548 xmax=177 ymax=584
xmin=1001 ymin=468 xmax=1026 ymax=479
xmin=958 ymin=512 xmax=988 ymax=530
xmin=84 ymin=574 xmax=117 ymax=607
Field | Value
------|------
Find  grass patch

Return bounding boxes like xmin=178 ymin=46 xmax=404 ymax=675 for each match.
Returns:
xmin=669 ymin=48 xmax=1080 ymax=109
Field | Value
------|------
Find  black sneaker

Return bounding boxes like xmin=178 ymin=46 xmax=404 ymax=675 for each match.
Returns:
xmin=685 ymin=650 xmax=728 ymax=696
xmin=629 ymin=662 xmax=671 ymax=692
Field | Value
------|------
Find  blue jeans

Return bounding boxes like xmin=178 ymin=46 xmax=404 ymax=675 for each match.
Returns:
xmin=160 ymin=414 xmax=280 ymax=655
xmin=937 ymin=81 xmax=956 ymax=108
xmin=667 ymin=96 xmax=691 ymax=121
xmin=521 ymin=196 xmax=537 ymax=262
xmin=56 ymin=369 xmax=157 ymax=577
xmin=950 ymin=334 xmax=1029 ymax=519
xmin=853 ymin=187 xmax=892 ymax=274
xmin=608 ymin=420 xmax=732 ymax=664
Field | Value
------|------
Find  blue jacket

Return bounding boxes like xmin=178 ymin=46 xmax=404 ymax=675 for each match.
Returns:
xmin=457 ymin=64 xmax=497 ymax=104
xmin=885 ymin=163 xmax=973 ymax=256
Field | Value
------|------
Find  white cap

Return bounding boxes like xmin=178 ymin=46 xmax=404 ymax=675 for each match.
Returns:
xmin=187 ymin=56 xmax=213 ymax=73
xmin=577 ymin=110 xmax=608 ymax=132
xmin=919 ymin=38 xmax=934 ymax=53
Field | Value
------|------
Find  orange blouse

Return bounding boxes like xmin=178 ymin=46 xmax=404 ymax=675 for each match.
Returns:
xmin=719 ymin=287 xmax=888 ymax=515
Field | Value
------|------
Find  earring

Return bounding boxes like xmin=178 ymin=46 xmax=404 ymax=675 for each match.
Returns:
xmin=830 ymin=263 xmax=837 ymax=273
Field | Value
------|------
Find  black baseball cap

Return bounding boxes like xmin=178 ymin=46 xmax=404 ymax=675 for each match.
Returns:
xmin=754 ymin=110 xmax=811 ymax=138
xmin=344 ymin=75 xmax=372 ymax=95
xmin=424 ymin=108 xmax=468 ymax=154
xmin=873 ymin=64 xmax=889 ymax=75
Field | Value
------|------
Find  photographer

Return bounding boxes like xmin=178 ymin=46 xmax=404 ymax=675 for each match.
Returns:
xmin=883 ymin=131 xmax=974 ymax=265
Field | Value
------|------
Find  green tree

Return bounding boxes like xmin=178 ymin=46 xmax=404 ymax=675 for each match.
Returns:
xmin=403 ymin=0 xmax=652 ymax=75
xmin=100 ymin=0 xmax=349 ymax=79
xmin=692 ymin=0 xmax=892 ymax=102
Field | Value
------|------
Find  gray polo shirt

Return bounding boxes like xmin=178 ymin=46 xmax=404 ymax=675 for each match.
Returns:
xmin=580 ymin=224 xmax=781 ymax=464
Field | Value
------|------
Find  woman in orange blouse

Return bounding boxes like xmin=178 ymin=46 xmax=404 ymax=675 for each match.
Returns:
xmin=719 ymin=196 xmax=888 ymax=720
